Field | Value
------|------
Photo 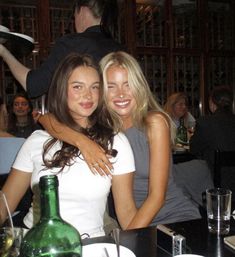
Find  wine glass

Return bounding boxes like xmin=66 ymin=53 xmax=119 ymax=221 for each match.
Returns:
xmin=0 ymin=191 xmax=15 ymax=257
xmin=187 ymin=121 xmax=195 ymax=140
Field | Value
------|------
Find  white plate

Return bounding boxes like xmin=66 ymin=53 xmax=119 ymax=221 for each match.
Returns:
xmin=83 ymin=243 xmax=136 ymax=257
xmin=10 ymin=32 xmax=34 ymax=43
xmin=0 ymin=25 xmax=10 ymax=33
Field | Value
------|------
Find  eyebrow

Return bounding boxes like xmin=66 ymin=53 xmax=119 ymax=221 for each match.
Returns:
xmin=70 ymin=81 xmax=100 ymax=85
xmin=107 ymin=81 xmax=128 ymax=85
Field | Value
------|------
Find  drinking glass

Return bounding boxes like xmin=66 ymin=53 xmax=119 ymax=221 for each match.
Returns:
xmin=206 ymin=188 xmax=232 ymax=235
xmin=187 ymin=121 xmax=195 ymax=139
xmin=0 ymin=191 xmax=15 ymax=257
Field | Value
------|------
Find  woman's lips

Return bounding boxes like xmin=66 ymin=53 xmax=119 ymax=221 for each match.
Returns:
xmin=113 ymin=99 xmax=130 ymax=108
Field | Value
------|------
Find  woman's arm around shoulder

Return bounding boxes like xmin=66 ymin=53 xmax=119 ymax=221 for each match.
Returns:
xmin=39 ymin=113 xmax=113 ymax=175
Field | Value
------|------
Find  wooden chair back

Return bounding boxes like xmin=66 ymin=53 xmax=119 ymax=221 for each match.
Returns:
xmin=214 ymin=149 xmax=235 ymax=187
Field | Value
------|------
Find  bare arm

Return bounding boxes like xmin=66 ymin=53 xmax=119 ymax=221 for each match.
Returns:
xmin=0 ymin=44 xmax=30 ymax=91
xmin=127 ymin=113 xmax=171 ymax=228
xmin=112 ymin=172 xmax=137 ymax=229
xmin=0 ymin=169 xmax=31 ymax=224
xmin=0 ymin=131 xmax=14 ymax=137
xmin=39 ymin=113 xmax=113 ymax=175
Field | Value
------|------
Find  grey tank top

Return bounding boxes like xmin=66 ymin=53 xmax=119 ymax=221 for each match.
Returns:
xmin=125 ymin=127 xmax=200 ymax=225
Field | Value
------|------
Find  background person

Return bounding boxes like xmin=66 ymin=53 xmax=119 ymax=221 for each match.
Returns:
xmin=164 ymin=92 xmax=196 ymax=130
xmin=7 ymin=92 xmax=40 ymax=138
xmin=0 ymin=0 xmax=123 ymax=172
xmin=1 ymin=53 xmax=136 ymax=237
xmin=0 ymin=0 xmax=123 ymax=98
xmin=190 ymin=86 xmax=235 ymax=197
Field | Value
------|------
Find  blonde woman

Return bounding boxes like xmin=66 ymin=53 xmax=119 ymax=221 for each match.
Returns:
xmin=40 ymin=52 xmax=200 ymax=227
xmin=164 ymin=92 xmax=195 ymax=129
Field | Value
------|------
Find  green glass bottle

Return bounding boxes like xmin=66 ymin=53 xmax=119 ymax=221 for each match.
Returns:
xmin=176 ymin=117 xmax=188 ymax=145
xmin=19 ymin=175 xmax=82 ymax=257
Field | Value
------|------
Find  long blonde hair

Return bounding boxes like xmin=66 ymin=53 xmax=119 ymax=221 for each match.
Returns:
xmin=164 ymin=92 xmax=188 ymax=119
xmin=100 ymin=51 xmax=175 ymax=143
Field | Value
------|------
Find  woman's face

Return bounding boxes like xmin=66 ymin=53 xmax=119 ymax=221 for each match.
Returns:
xmin=67 ymin=65 xmax=100 ymax=127
xmin=172 ymin=98 xmax=188 ymax=119
xmin=105 ymin=65 xmax=136 ymax=123
xmin=13 ymin=96 xmax=30 ymax=117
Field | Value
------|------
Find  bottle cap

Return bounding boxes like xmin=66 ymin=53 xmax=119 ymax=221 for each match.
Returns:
xmin=39 ymin=175 xmax=58 ymax=187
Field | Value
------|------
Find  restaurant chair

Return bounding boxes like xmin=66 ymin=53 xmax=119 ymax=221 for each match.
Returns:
xmin=0 ymin=137 xmax=25 ymax=173
xmin=213 ymin=149 xmax=235 ymax=188
xmin=0 ymin=137 xmax=32 ymax=227
xmin=0 ymin=137 xmax=26 ymax=188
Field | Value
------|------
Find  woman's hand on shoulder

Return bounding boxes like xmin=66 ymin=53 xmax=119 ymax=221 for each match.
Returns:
xmin=78 ymin=135 xmax=114 ymax=176
xmin=39 ymin=113 xmax=113 ymax=176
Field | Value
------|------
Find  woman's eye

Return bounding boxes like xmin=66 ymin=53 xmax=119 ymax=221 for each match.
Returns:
xmin=107 ymin=84 xmax=115 ymax=89
xmin=73 ymin=85 xmax=82 ymax=90
xmin=92 ymin=84 xmax=100 ymax=90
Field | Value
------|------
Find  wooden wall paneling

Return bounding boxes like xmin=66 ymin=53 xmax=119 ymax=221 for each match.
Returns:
xmin=198 ymin=0 xmax=207 ymax=115
xmin=166 ymin=0 xmax=174 ymax=96
xmin=124 ymin=0 xmax=137 ymax=56
xmin=37 ymin=0 xmax=50 ymax=60
xmin=231 ymin=0 xmax=235 ymax=113
xmin=1 ymin=0 xmax=235 ymax=114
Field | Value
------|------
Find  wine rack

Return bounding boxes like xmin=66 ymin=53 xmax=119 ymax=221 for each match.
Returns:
xmin=0 ymin=0 xmax=235 ymax=115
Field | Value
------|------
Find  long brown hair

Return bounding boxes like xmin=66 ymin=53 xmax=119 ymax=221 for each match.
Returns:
xmin=43 ymin=53 xmax=115 ymax=172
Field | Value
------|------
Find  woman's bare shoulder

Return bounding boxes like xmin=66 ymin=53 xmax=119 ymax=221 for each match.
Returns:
xmin=146 ymin=111 xmax=170 ymax=128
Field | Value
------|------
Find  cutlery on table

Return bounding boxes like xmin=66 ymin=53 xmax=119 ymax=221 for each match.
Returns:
xmin=103 ymin=247 xmax=110 ymax=257
xmin=112 ymin=228 xmax=120 ymax=257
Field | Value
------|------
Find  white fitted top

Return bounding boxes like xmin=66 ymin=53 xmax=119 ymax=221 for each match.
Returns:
xmin=13 ymin=130 xmax=135 ymax=237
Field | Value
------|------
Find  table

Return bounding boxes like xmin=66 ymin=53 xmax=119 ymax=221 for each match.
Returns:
xmin=173 ymin=150 xmax=196 ymax=164
xmin=82 ymin=226 xmax=158 ymax=257
xmin=82 ymin=211 xmax=235 ymax=257
xmin=166 ymin=211 xmax=235 ymax=257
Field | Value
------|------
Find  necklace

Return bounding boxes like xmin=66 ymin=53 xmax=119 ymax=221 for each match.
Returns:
xmin=16 ymin=121 xmax=29 ymax=127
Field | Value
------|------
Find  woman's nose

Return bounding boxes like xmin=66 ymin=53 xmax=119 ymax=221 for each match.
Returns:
xmin=83 ymin=88 xmax=92 ymax=99
xmin=117 ymin=88 xmax=125 ymax=98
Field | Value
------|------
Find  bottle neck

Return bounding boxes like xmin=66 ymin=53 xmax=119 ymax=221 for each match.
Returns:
xmin=179 ymin=117 xmax=185 ymax=127
xmin=40 ymin=180 xmax=61 ymax=219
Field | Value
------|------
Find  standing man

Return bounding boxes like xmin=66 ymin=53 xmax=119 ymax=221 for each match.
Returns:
xmin=0 ymin=0 xmax=124 ymax=98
